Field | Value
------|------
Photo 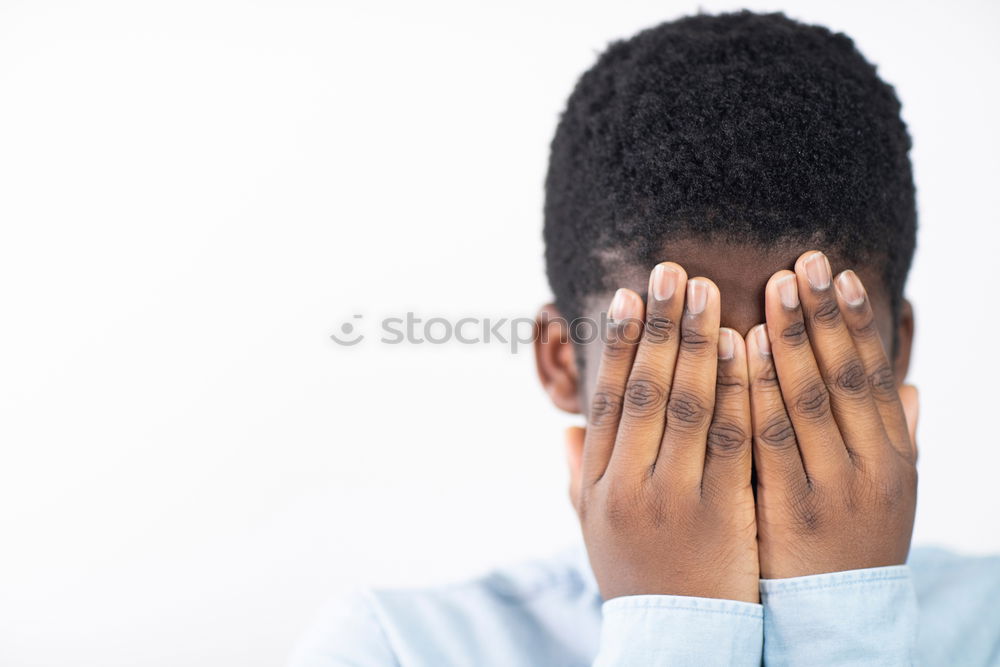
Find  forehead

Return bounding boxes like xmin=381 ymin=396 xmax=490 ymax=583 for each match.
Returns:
xmin=589 ymin=237 xmax=891 ymax=337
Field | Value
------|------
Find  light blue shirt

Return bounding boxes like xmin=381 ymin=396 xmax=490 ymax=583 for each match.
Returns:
xmin=288 ymin=546 xmax=1000 ymax=666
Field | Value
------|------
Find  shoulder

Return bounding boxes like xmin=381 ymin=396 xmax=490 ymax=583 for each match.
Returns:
xmin=288 ymin=547 xmax=601 ymax=667
xmin=908 ymin=546 xmax=1000 ymax=663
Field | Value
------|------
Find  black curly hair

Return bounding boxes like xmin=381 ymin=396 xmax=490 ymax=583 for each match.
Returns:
xmin=544 ymin=11 xmax=916 ymax=326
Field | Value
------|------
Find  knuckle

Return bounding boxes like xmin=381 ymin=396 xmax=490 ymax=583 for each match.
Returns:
xmin=601 ymin=501 xmax=633 ymax=530
xmin=878 ymin=477 xmax=906 ymax=509
xmin=811 ymin=298 xmax=842 ymax=328
xmin=602 ymin=482 xmax=653 ymax=529
xmin=589 ymin=390 xmax=623 ymax=426
xmin=781 ymin=320 xmax=809 ymax=347
xmin=752 ymin=365 xmax=781 ymax=390
xmin=601 ymin=336 xmax=633 ymax=360
xmin=623 ymin=377 xmax=668 ymax=417
xmin=868 ymin=365 xmax=897 ymax=401
xmin=716 ymin=373 xmax=748 ymax=396
xmin=680 ymin=326 xmax=712 ymax=352
xmin=851 ymin=312 xmax=880 ymax=340
xmin=667 ymin=390 xmax=710 ymax=430
xmin=707 ymin=419 xmax=750 ymax=457
xmin=792 ymin=380 xmax=831 ymax=421
xmin=602 ymin=490 xmax=632 ymax=526
xmin=853 ymin=470 xmax=910 ymax=512
xmin=757 ymin=415 xmax=798 ymax=451
xmin=643 ymin=314 xmax=676 ymax=343
xmin=833 ymin=358 xmax=868 ymax=396
xmin=604 ymin=321 xmax=642 ymax=357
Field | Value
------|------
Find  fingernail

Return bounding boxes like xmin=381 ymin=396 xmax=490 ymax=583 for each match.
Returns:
xmin=609 ymin=288 xmax=638 ymax=321
xmin=686 ymin=279 xmax=709 ymax=315
xmin=651 ymin=263 xmax=679 ymax=301
xmin=754 ymin=325 xmax=772 ymax=356
xmin=804 ymin=252 xmax=832 ymax=290
xmin=776 ymin=274 xmax=799 ymax=309
xmin=718 ymin=328 xmax=735 ymax=360
xmin=836 ymin=270 xmax=866 ymax=307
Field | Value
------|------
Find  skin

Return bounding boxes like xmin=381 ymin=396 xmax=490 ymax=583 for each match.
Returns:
xmin=535 ymin=243 xmax=919 ymax=600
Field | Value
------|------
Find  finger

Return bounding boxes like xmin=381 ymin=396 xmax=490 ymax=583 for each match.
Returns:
xmin=702 ymin=328 xmax=753 ymax=497
xmin=565 ymin=426 xmax=585 ymax=516
xmin=747 ymin=324 xmax=809 ymax=491
xmin=833 ymin=269 xmax=915 ymax=461
xmin=656 ymin=277 xmax=720 ymax=485
xmin=609 ymin=262 xmax=687 ymax=474
xmin=582 ymin=288 xmax=644 ymax=484
xmin=899 ymin=385 xmax=919 ymax=460
xmin=795 ymin=251 xmax=889 ymax=463
xmin=765 ymin=270 xmax=849 ymax=479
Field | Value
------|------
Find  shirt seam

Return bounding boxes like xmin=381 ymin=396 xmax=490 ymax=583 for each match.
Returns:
xmin=760 ymin=578 xmax=909 ymax=597
xmin=605 ymin=601 xmax=763 ymax=619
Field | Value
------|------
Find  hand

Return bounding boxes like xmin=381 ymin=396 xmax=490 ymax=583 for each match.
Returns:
xmin=566 ymin=263 xmax=759 ymax=602
xmin=746 ymin=251 xmax=919 ymax=579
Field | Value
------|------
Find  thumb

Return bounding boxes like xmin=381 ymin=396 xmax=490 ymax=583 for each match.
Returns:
xmin=565 ymin=426 xmax=585 ymax=517
xmin=898 ymin=384 xmax=920 ymax=460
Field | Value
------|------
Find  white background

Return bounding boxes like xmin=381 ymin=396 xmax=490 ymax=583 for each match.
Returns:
xmin=1 ymin=1 xmax=998 ymax=665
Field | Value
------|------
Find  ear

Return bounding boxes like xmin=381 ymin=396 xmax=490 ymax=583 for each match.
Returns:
xmin=534 ymin=304 xmax=582 ymax=413
xmin=893 ymin=298 xmax=914 ymax=384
